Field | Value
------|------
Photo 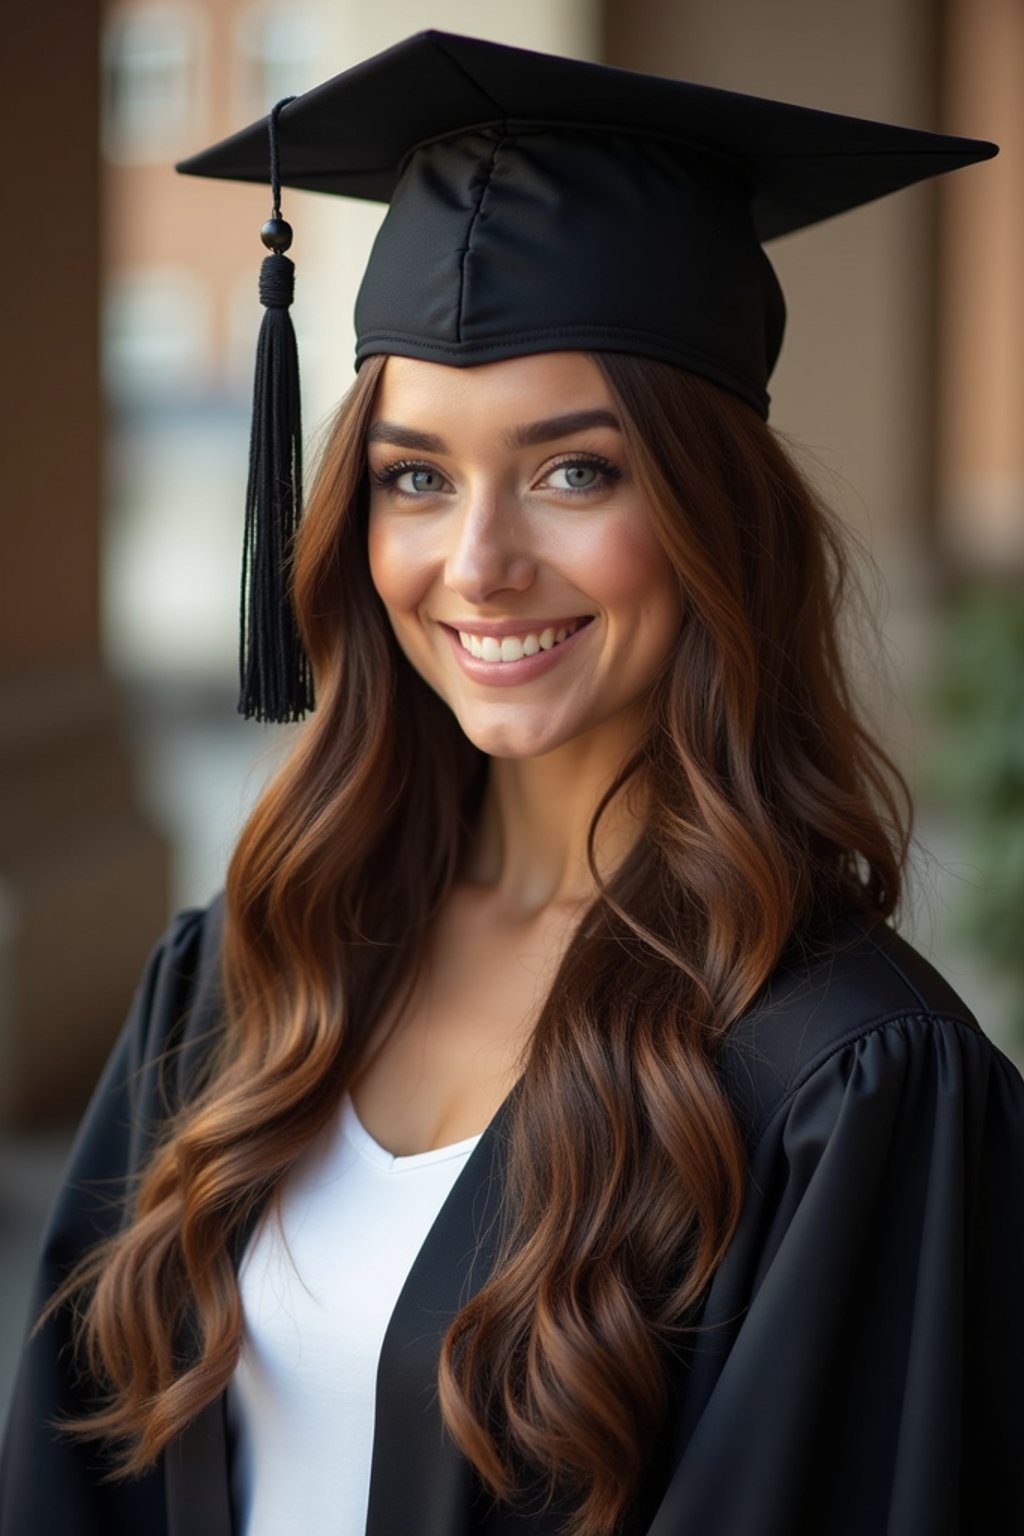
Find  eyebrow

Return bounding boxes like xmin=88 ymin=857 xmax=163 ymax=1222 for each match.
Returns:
xmin=365 ymin=421 xmax=447 ymax=452
xmin=365 ymin=408 xmax=621 ymax=454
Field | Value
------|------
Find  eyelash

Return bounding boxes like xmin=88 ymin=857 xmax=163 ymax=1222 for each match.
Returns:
xmin=368 ymin=452 xmax=624 ymax=499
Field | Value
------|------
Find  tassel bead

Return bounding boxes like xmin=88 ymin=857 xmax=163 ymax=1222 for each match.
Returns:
xmin=260 ymin=217 xmax=293 ymax=253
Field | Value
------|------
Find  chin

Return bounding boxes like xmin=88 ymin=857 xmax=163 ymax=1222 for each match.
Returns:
xmin=451 ymin=708 xmax=579 ymax=760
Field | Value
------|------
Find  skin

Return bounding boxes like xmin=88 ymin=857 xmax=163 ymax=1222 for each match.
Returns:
xmin=354 ymin=351 xmax=683 ymax=1153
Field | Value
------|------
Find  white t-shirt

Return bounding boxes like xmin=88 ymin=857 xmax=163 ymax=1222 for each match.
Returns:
xmin=227 ymin=1093 xmax=482 ymax=1536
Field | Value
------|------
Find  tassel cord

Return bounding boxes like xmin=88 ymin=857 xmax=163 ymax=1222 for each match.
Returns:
xmin=238 ymin=96 xmax=314 ymax=723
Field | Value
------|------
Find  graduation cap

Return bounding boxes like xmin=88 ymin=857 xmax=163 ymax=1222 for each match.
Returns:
xmin=176 ymin=30 xmax=996 ymax=723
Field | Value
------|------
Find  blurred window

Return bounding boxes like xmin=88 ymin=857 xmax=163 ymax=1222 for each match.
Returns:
xmin=234 ymin=8 xmax=322 ymax=117
xmin=102 ymin=4 xmax=206 ymax=163
xmin=228 ymin=268 xmax=263 ymax=396
xmin=103 ymin=267 xmax=213 ymax=400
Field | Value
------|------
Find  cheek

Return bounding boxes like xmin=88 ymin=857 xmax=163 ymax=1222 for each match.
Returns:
xmin=565 ymin=515 xmax=681 ymax=633
xmin=367 ymin=513 xmax=430 ymax=620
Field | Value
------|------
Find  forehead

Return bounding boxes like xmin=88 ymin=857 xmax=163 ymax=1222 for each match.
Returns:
xmin=369 ymin=351 xmax=613 ymax=427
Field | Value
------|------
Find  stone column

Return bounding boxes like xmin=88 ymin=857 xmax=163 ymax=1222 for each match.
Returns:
xmin=0 ymin=0 xmax=169 ymax=1128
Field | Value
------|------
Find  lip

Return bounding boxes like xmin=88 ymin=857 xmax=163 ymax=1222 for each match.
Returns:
xmin=441 ymin=616 xmax=594 ymax=686
xmin=442 ymin=615 xmax=591 ymax=638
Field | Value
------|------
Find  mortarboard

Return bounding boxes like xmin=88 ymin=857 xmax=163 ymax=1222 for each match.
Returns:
xmin=176 ymin=30 xmax=997 ymax=723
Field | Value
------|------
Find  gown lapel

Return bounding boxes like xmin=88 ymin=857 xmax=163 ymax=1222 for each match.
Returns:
xmin=164 ymin=1087 xmax=520 ymax=1536
xmin=364 ymin=1087 xmax=518 ymax=1535
xmin=362 ymin=1076 xmax=681 ymax=1536
xmin=166 ymin=1394 xmax=234 ymax=1536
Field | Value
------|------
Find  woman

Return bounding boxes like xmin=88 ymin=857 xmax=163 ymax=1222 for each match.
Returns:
xmin=2 ymin=32 xmax=1022 ymax=1536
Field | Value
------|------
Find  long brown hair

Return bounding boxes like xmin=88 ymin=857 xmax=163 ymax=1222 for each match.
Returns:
xmin=50 ymin=353 xmax=909 ymax=1534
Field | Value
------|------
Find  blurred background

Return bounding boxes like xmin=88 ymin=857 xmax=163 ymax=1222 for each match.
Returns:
xmin=2 ymin=0 xmax=1021 ymax=1415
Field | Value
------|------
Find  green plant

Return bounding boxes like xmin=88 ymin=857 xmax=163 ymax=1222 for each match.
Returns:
xmin=928 ymin=585 xmax=1024 ymax=1039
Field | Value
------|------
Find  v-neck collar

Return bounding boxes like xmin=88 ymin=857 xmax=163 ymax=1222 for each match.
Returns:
xmin=165 ymin=1083 xmax=521 ymax=1536
xmin=342 ymin=1091 xmax=486 ymax=1173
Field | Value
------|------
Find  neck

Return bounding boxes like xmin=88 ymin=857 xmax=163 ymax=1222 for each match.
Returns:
xmin=462 ymin=713 xmax=647 ymax=916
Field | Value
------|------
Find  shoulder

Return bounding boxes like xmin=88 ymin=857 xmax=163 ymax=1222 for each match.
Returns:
xmin=717 ymin=913 xmax=1017 ymax=1148
xmin=129 ymin=891 xmax=226 ymax=1065
xmin=123 ymin=891 xmax=227 ymax=1129
xmin=19 ymin=893 xmax=228 ymax=1298
xmin=0 ymin=903 xmax=230 ymax=1532
xmin=61 ymin=893 xmax=229 ymax=1192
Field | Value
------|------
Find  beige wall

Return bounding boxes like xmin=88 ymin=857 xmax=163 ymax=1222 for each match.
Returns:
xmin=938 ymin=0 xmax=1024 ymax=569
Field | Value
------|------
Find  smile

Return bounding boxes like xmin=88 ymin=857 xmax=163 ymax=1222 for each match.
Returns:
xmin=441 ymin=615 xmax=594 ymax=686
xmin=456 ymin=618 xmax=588 ymax=662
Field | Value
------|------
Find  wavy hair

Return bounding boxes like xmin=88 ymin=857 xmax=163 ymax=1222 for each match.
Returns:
xmin=49 ymin=353 xmax=909 ymax=1534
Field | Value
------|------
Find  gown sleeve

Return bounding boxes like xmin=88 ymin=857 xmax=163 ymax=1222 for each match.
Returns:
xmin=648 ymin=1010 xmax=1024 ymax=1536
xmin=0 ymin=900 xmax=223 ymax=1536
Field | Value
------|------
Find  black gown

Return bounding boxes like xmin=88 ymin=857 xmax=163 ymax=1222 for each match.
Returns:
xmin=2 ymin=894 xmax=1022 ymax=1536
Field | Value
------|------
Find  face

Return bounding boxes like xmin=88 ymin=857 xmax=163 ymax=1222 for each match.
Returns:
xmin=366 ymin=351 xmax=683 ymax=761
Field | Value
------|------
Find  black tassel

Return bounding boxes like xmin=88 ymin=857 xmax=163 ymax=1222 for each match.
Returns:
xmin=239 ymin=96 xmax=314 ymax=723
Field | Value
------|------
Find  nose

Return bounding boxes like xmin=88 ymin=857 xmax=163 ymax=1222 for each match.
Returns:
xmin=444 ymin=492 xmax=537 ymax=603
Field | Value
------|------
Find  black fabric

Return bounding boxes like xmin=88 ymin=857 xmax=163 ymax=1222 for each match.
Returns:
xmin=2 ymin=900 xmax=1023 ymax=1535
xmin=175 ymin=31 xmax=996 ymax=418
xmin=350 ymin=124 xmax=785 ymax=416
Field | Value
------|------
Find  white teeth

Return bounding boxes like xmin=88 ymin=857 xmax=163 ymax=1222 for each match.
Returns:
xmin=456 ymin=619 xmax=585 ymax=661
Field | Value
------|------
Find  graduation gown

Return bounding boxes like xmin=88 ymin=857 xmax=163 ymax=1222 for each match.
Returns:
xmin=2 ymin=895 xmax=1023 ymax=1536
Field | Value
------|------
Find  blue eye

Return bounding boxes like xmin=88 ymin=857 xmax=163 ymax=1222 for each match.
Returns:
xmin=370 ymin=461 xmax=449 ymax=497
xmin=555 ymin=463 xmax=600 ymax=489
xmin=399 ymin=468 xmax=446 ymax=494
xmin=543 ymin=455 xmax=623 ymax=494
